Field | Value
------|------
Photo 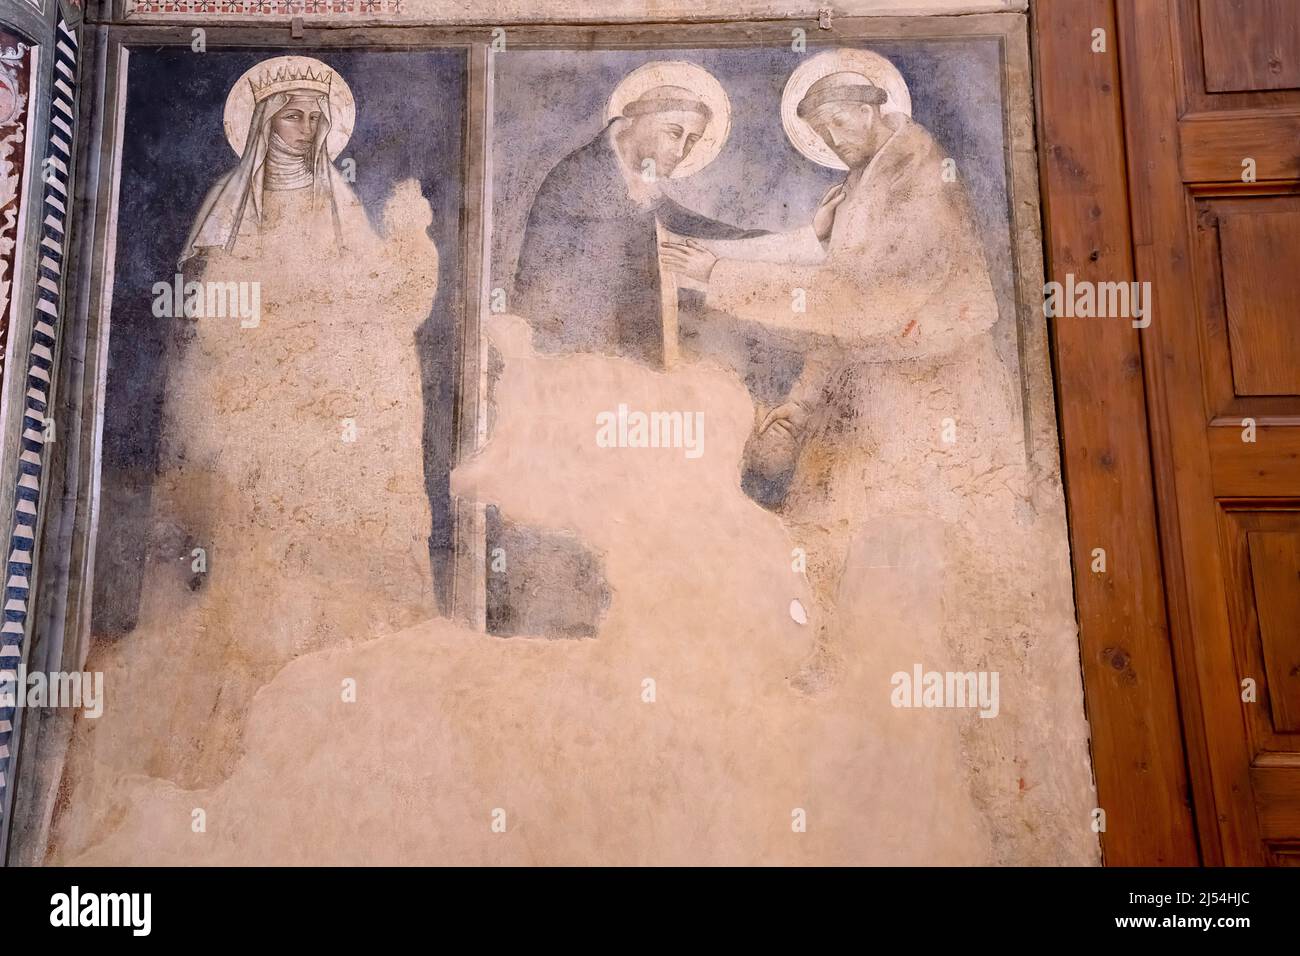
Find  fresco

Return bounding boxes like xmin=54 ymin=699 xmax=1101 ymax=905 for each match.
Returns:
xmin=48 ymin=36 xmax=1097 ymax=865
xmin=488 ymin=44 xmax=1025 ymax=666
xmin=460 ymin=44 xmax=1095 ymax=864
xmin=52 ymin=48 xmax=467 ymax=849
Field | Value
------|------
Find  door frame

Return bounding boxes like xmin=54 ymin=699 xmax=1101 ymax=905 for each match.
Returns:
xmin=1032 ymin=0 xmax=1208 ymax=866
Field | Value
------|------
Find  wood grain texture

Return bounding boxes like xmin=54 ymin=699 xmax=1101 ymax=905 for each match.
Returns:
xmin=1217 ymin=506 xmax=1300 ymax=762
xmin=1199 ymin=0 xmax=1300 ymax=92
xmin=1033 ymin=0 xmax=1199 ymax=866
xmin=1176 ymin=0 xmax=1300 ymax=114
xmin=1179 ymin=109 xmax=1300 ymax=184
xmin=1119 ymin=0 xmax=1300 ymax=865
xmin=1246 ymin=531 xmax=1300 ymax=733
xmin=1191 ymin=193 xmax=1300 ymax=422
xmin=1219 ymin=210 xmax=1300 ymax=395
xmin=1118 ymin=0 xmax=1265 ymax=866
xmin=1253 ymin=766 xmax=1300 ymax=842
xmin=1210 ymin=425 xmax=1300 ymax=497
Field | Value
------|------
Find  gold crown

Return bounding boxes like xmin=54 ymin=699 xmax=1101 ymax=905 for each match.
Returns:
xmin=249 ymin=64 xmax=333 ymax=103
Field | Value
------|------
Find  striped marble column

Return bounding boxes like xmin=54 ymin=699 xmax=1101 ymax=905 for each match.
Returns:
xmin=0 ymin=14 xmax=76 ymax=827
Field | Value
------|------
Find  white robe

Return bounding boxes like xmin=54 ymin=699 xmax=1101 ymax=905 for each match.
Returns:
xmin=697 ymin=114 xmax=1020 ymax=626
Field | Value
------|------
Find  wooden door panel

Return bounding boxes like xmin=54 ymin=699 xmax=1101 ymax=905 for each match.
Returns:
xmin=1268 ymin=844 xmax=1300 ymax=864
xmin=1192 ymin=193 xmax=1300 ymax=420
xmin=1209 ymin=426 xmax=1300 ymax=497
xmin=1176 ymin=0 xmax=1300 ymax=112
xmin=1199 ymin=0 xmax=1300 ymax=92
xmin=1118 ymin=0 xmax=1300 ymax=865
xmin=1180 ymin=111 xmax=1300 ymax=183
xmin=1216 ymin=506 xmax=1300 ymax=862
xmin=1253 ymin=762 xmax=1300 ymax=848
xmin=1219 ymin=212 xmax=1300 ymax=395
xmin=1220 ymin=506 xmax=1300 ymax=752
xmin=1247 ymin=531 xmax=1300 ymax=733
xmin=1038 ymin=0 xmax=1300 ymax=864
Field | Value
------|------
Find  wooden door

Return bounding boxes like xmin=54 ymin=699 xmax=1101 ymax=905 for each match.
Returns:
xmin=1118 ymin=0 xmax=1300 ymax=865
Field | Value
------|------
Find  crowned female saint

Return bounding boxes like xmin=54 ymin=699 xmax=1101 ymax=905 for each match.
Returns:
xmin=53 ymin=59 xmax=442 ymax=810
xmin=179 ymin=59 xmax=373 ymax=265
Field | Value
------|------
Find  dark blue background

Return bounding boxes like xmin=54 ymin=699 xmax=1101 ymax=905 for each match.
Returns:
xmin=95 ymin=47 xmax=465 ymax=629
xmin=492 ymin=40 xmax=1015 ymax=364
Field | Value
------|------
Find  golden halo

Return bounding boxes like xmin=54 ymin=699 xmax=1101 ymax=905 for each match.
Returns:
xmin=606 ymin=61 xmax=731 ymax=179
xmin=781 ymin=49 xmax=913 ymax=171
xmin=223 ymin=55 xmax=356 ymax=160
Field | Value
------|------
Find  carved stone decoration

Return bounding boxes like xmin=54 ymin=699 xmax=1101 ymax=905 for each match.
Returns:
xmin=121 ymin=0 xmax=1013 ymax=20
xmin=0 ymin=34 xmax=31 ymax=383
xmin=128 ymin=0 xmax=403 ymax=14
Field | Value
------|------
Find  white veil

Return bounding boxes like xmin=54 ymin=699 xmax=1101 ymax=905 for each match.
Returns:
xmin=178 ymin=89 xmax=347 ymax=265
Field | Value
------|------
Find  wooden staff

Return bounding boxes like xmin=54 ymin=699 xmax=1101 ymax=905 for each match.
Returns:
xmin=655 ymin=218 xmax=680 ymax=368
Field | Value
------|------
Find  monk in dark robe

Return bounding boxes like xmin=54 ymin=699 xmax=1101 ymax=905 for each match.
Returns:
xmin=513 ymin=84 xmax=766 ymax=368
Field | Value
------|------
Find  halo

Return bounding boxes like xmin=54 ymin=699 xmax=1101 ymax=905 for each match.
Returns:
xmin=781 ymin=49 xmax=912 ymax=171
xmin=606 ymin=61 xmax=731 ymax=179
xmin=222 ymin=56 xmax=356 ymax=160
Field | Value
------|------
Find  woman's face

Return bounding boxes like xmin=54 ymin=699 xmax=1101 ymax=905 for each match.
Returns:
xmin=271 ymin=95 xmax=323 ymax=152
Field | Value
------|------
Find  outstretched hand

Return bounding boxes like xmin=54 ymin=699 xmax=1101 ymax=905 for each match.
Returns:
xmin=813 ymin=183 xmax=848 ymax=243
xmin=759 ymin=401 xmax=814 ymax=441
xmin=659 ymin=238 xmax=718 ymax=283
xmin=745 ymin=400 xmax=815 ymax=484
